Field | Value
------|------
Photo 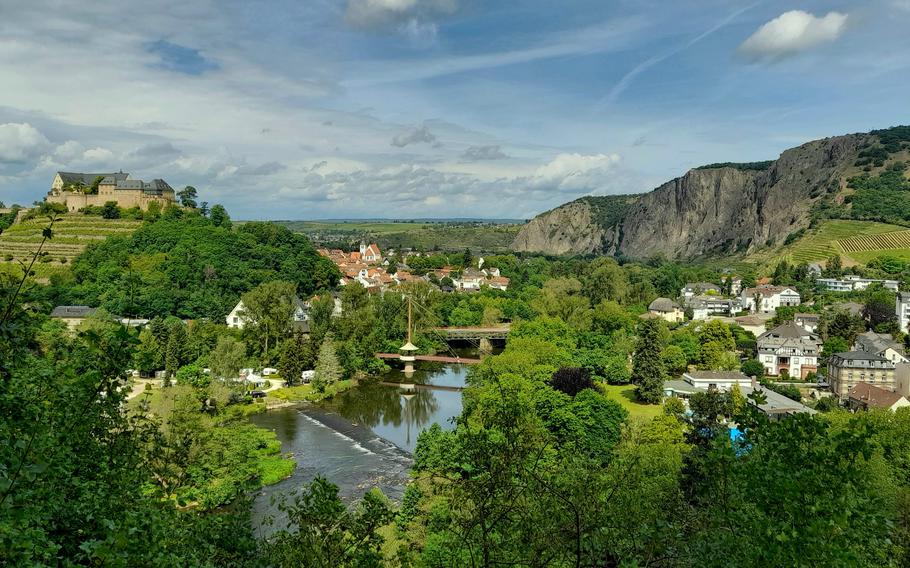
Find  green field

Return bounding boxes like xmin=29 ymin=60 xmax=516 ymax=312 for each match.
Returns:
xmin=600 ymin=383 xmax=663 ymax=422
xmin=279 ymin=219 xmax=522 ymax=253
xmin=0 ymin=214 xmax=142 ymax=278
xmin=751 ymin=220 xmax=907 ymax=267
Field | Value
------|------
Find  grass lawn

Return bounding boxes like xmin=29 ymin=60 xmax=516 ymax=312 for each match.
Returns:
xmin=270 ymin=379 xmax=356 ymax=402
xmin=600 ymin=383 xmax=663 ymax=422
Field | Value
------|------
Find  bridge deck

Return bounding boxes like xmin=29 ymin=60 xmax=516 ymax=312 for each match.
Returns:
xmin=432 ymin=326 xmax=510 ymax=339
xmin=376 ymin=353 xmax=482 ymax=364
xmin=378 ymin=381 xmax=465 ymax=392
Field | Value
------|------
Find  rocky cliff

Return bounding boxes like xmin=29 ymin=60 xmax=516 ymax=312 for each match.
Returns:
xmin=512 ymin=131 xmax=870 ymax=258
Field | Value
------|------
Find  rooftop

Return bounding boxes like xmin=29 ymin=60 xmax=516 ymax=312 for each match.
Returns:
xmin=848 ymin=383 xmax=906 ymax=409
xmin=50 ymin=305 xmax=98 ymax=319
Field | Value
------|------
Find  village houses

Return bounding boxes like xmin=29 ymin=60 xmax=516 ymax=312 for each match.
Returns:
xmin=646 ymin=298 xmax=684 ymax=323
xmin=756 ymin=321 xmax=822 ymax=379
xmin=741 ymin=285 xmax=801 ymax=313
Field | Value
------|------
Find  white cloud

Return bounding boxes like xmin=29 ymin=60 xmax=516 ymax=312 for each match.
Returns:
xmin=345 ymin=0 xmax=458 ymax=30
xmin=894 ymin=1 xmax=910 ymax=12
xmin=529 ymin=153 xmax=622 ymax=192
xmin=0 ymin=123 xmax=50 ymax=163
xmin=738 ymin=11 xmax=848 ymax=62
xmin=391 ymin=125 xmax=437 ymax=147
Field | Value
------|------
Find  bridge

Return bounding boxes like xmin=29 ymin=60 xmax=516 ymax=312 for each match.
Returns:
xmin=378 ymin=381 xmax=465 ymax=392
xmin=432 ymin=325 xmax=511 ymax=340
xmin=375 ymin=353 xmax=482 ymax=365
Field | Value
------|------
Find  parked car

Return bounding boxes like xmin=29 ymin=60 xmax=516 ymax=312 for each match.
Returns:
xmin=262 ymin=367 xmax=279 ymax=376
xmin=249 ymin=390 xmax=266 ymax=399
xmin=301 ymin=370 xmax=316 ymax=383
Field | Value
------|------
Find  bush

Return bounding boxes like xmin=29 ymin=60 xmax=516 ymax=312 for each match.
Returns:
xmin=549 ymin=367 xmax=594 ymax=397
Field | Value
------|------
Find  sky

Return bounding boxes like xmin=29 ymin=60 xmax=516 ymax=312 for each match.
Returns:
xmin=0 ymin=0 xmax=908 ymax=220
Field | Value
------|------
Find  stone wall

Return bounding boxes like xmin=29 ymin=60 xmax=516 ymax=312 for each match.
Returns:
xmin=46 ymin=191 xmax=174 ymax=212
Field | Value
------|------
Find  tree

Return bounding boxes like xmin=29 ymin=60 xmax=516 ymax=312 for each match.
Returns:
xmin=632 ymin=318 xmax=667 ymax=404
xmin=89 ymin=175 xmax=104 ymax=194
xmin=165 ymin=320 xmax=189 ymax=379
xmin=662 ymin=344 xmax=688 ymax=375
xmin=240 ymin=280 xmax=298 ymax=360
xmin=101 ymin=201 xmax=120 ymax=219
xmin=864 ymin=286 xmax=897 ymax=329
xmin=313 ymin=336 xmax=342 ymax=393
xmin=209 ymin=204 xmax=231 ymax=228
xmin=741 ymin=358 xmax=764 ymax=379
xmin=823 ymin=254 xmax=843 ymax=277
xmin=279 ymin=332 xmax=315 ymax=386
xmin=265 ymin=477 xmax=393 ymax=567
xmin=549 ymin=367 xmax=594 ymax=397
xmin=198 ymin=201 xmax=209 ymax=216
xmin=210 ymin=335 xmax=247 ymax=379
xmin=177 ymin=185 xmax=198 ymax=208
xmin=134 ymin=327 xmax=163 ymax=374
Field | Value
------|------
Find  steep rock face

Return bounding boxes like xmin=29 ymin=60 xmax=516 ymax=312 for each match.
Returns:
xmin=511 ymin=200 xmax=608 ymax=255
xmin=512 ymin=133 xmax=868 ymax=258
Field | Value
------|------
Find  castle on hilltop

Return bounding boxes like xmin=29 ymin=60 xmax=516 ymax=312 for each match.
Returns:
xmin=45 ymin=171 xmax=176 ymax=212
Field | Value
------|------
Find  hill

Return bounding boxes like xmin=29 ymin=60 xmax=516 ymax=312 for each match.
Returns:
xmin=281 ymin=219 xmax=522 ymax=253
xmin=512 ymin=125 xmax=910 ymax=261
xmin=0 ymin=213 xmax=143 ymax=280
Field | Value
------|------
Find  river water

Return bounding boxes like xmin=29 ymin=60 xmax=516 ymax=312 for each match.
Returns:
xmin=248 ymin=354 xmax=473 ymax=536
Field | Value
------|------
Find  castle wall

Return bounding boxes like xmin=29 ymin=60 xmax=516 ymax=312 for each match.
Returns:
xmin=46 ymin=191 xmax=174 ymax=212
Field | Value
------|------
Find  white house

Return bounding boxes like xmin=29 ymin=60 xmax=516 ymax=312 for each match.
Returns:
xmin=456 ymin=268 xmax=487 ymax=291
xmin=686 ymin=295 xmax=735 ymax=320
xmin=817 ymin=276 xmax=900 ymax=293
xmin=359 ymin=242 xmax=382 ymax=263
xmin=898 ymin=291 xmax=910 ymax=334
xmin=680 ymin=282 xmax=721 ymax=299
xmin=854 ymin=331 xmax=909 ymax=364
xmin=741 ymin=286 xmax=801 ymax=313
xmin=227 ymin=297 xmax=309 ymax=329
xmin=756 ymin=321 xmax=822 ymax=379
xmin=793 ymin=313 xmax=820 ymax=333
xmin=682 ymin=370 xmax=754 ymax=389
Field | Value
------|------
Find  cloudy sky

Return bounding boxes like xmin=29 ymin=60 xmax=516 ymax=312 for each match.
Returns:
xmin=1 ymin=1 xmax=908 ymax=220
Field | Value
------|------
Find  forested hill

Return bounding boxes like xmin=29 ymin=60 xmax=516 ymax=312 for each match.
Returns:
xmin=54 ymin=213 xmax=340 ymax=320
xmin=512 ymin=125 xmax=910 ymax=258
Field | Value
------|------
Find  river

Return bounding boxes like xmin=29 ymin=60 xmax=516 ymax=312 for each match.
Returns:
xmin=248 ymin=352 xmax=474 ymax=536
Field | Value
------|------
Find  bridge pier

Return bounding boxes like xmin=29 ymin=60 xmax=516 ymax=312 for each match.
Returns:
xmin=479 ymin=337 xmax=493 ymax=354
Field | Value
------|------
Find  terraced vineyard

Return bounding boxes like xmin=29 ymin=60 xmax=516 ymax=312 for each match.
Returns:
xmin=0 ymin=214 xmax=142 ymax=279
xmin=838 ymin=229 xmax=910 ymax=252
xmin=749 ymin=220 xmax=906 ymax=267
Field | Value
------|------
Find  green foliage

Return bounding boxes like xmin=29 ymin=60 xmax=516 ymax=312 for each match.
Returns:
xmin=846 ymin=163 xmax=910 ymax=224
xmin=66 ymin=217 xmax=340 ymax=320
xmin=696 ymin=160 xmax=774 ymax=171
xmin=662 ymin=344 xmax=688 ymax=375
xmin=210 ymin=335 xmax=247 ymax=379
xmin=101 ymin=201 xmax=120 ymax=219
xmin=265 ymin=477 xmax=393 ymax=567
xmin=632 ymin=318 xmax=667 ymax=403
xmin=741 ymin=358 xmax=765 ymax=379
xmin=313 ymin=336 xmax=342 ymax=392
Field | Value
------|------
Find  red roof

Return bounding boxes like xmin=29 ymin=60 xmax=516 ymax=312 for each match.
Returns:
xmin=848 ymin=383 xmax=906 ymax=409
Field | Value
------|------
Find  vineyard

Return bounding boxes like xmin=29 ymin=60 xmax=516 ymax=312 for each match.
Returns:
xmin=838 ymin=229 xmax=910 ymax=252
xmin=0 ymin=214 xmax=142 ymax=280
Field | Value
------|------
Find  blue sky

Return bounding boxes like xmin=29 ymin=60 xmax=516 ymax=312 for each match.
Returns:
xmin=0 ymin=0 xmax=908 ymax=219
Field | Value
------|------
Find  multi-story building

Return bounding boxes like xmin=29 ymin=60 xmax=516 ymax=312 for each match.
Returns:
xmin=46 ymin=171 xmax=176 ymax=212
xmin=816 ymin=276 xmax=900 ymax=292
xmin=687 ymin=295 xmax=737 ymax=320
xmin=828 ymin=351 xmax=897 ymax=399
xmin=898 ymin=291 xmax=910 ymax=334
xmin=756 ymin=321 xmax=822 ymax=378
xmin=741 ymin=286 xmax=801 ymax=313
